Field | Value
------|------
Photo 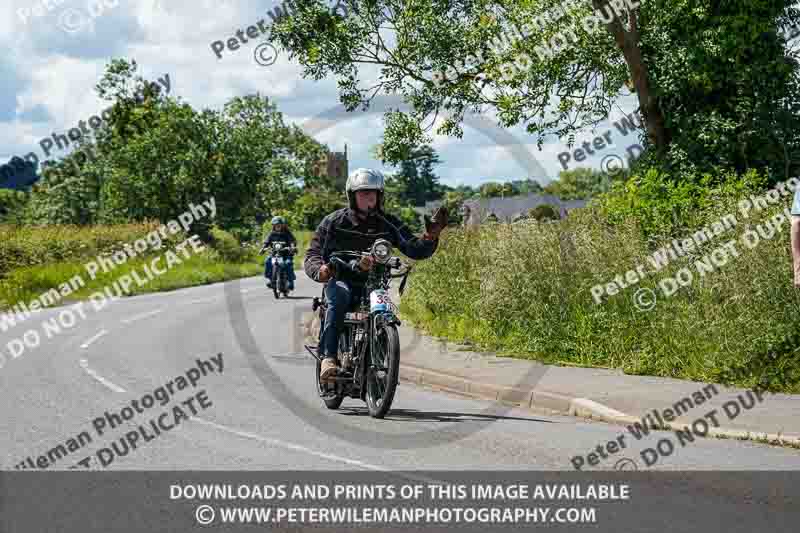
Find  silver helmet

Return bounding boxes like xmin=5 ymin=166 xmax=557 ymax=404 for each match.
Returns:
xmin=345 ymin=168 xmax=385 ymax=212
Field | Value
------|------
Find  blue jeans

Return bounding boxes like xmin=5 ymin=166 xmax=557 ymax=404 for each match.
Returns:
xmin=264 ymin=256 xmax=296 ymax=287
xmin=319 ymin=279 xmax=363 ymax=358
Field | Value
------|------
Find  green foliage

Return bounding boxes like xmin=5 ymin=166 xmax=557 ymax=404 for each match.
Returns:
xmin=208 ymin=226 xmax=249 ymax=263
xmin=528 ymin=204 xmax=559 ymax=221
xmin=510 ymin=179 xmax=544 ymax=195
xmin=544 ymin=168 xmax=618 ymax=200
xmin=379 ymin=144 xmax=444 ymax=207
xmin=268 ymin=0 xmax=800 ymax=189
xmin=402 ymin=175 xmax=800 ymax=393
xmin=0 ymin=222 xmax=182 ymax=276
xmin=598 ymin=167 xmax=768 ymax=240
xmin=0 ymin=190 xmax=30 ymax=224
xmin=0 ymin=251 xmax=260 ymax=311
xmin=275 ymin=189 xmax=346 ymax=230
xmin=479 ymin=182 xmax=514 ymax=198
xmin=23 ymin=59 xmax=327 ymax=239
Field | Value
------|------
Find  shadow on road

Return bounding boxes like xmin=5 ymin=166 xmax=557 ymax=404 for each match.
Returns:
xmin=336 ymin=407 xmax=554 ymax=424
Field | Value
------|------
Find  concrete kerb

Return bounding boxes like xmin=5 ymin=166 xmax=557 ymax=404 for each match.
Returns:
xmin=396 ymin=365 xmax=800 ymax=447
xmin=226 ymin=93 xmax=556 ymax=451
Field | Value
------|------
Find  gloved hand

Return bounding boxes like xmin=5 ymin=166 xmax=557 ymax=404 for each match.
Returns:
xmin=357 ymin=255 xmax=375 ymax=272
xmin=423 ymin=206 xmax=449 ymax=240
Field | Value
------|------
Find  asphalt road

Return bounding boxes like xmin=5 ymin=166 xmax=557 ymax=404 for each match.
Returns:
xmin=2 ymin=273 xmax=800 ymax=472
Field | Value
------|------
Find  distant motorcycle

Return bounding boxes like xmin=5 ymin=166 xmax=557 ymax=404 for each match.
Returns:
xmin=305 ymin=239 xmax=413 ymax=419
xmin=260 ymin=242 xmax=296 ymax=299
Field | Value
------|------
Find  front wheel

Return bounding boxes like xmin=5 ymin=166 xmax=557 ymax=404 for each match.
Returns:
xmin=365 ymin=322 xmax=400 ymax=419
xmin=272 ymin=269 xmax=280 ymax=299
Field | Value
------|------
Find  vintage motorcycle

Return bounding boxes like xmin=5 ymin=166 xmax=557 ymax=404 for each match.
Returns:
xmin=305 ymin=239 xmax=412 ymax=419
xmin=263 ymin=241 xmax=296 ymax=299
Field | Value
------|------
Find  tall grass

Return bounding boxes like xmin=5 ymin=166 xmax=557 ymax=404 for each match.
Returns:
xmin=401 ymin=189 xmax=800 ymax=392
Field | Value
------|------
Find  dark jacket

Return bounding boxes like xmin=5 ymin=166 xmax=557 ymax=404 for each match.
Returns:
xmin=304 ymin=207 xmax=438 ymax=283
xmin=263 ymin=230 xmax=297 ymax=249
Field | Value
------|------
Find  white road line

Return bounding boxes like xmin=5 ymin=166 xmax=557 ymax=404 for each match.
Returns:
xmin=73 ymin=361 xmax=396 ymax=471
xmin=182 ymin=297 xmax=218 ymax=305
xmin=78 ymin=358 xmax=126 ymax=393
xmin=80 ymin=329 xmax=108 ymax=349
xmin=120 ymin=309 xmax=164 ymax=324
xmin=191 ymin=417 xmax=444 ymax=485
xmin=192 ymin=417 xmax=391 ymax=472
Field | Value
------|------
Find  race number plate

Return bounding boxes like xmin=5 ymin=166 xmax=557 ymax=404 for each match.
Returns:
xmin=370 ymin=289 xmax=391 ymax=312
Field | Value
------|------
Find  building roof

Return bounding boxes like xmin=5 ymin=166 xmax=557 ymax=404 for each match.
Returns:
xmin=414 ymin=193 xmax=589 ymax=222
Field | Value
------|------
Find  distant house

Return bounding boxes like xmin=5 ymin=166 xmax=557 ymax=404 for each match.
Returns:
xmin=415 ymin=193 xmax=589 ymax=226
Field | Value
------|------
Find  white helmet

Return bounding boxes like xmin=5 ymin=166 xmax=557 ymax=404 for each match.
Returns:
xmin=345 ymin=168 xmax=385 ymax=212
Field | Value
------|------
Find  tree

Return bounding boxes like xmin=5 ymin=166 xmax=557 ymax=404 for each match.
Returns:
xmin=544 ymin=167 xmax=617 ymax=200
xmin=375 ymin=143 xmax=443 ymax=206
xmin=269 ymin=1 xmax=800 ymax=184
xmin=0 ymin=189 xmax=29 ymax=224
xmin=478 ymin=181 xmax=518 ymax=198
xmin=30 ymin=59 xmax=326 ymax=237
xmin=277 ymin=188 xmax=345 ymax=230
xmin=511 ymin=178 xmax=544 ymax=195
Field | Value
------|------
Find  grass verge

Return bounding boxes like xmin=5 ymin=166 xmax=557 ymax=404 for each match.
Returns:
xmin=0 ymin=249 xmax=261 ymax=311
xmin=399 ymin=189 xmax=800 ymax=394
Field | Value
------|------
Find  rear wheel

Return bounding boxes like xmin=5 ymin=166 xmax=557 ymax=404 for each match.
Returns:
xmin=365 ymin=322 xmax=400 ymax=419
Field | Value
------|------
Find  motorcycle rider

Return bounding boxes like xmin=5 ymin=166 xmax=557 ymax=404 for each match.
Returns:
xmin=260 ymin=216 xmax=297 ymax=291
xmin=304 ymin=168 xmax=448 ymax=382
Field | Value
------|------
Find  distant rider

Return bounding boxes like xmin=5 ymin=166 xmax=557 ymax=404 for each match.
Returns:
xmin=304 ymin=168 xmax=448 ymax=382
xmin=260 ymin=216 xmax=297 ymax=291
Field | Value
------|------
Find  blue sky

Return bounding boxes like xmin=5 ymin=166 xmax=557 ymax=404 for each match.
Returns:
xmin=3 ymin=0 xmax=643 ymax=189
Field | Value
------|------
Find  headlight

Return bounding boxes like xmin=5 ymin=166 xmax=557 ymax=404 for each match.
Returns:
xmin=372 ymin=240 xmax=392 ymax=263
xmin=275 ymin=243 xmax=282 ymax=250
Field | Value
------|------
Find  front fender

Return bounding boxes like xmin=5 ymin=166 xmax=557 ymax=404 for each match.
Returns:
xmin=373 ymin=311 xmax=400 ymax=327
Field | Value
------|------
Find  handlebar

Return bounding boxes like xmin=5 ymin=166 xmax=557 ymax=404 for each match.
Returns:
xmin=326 ymin=251 xmax=410 ymax=278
